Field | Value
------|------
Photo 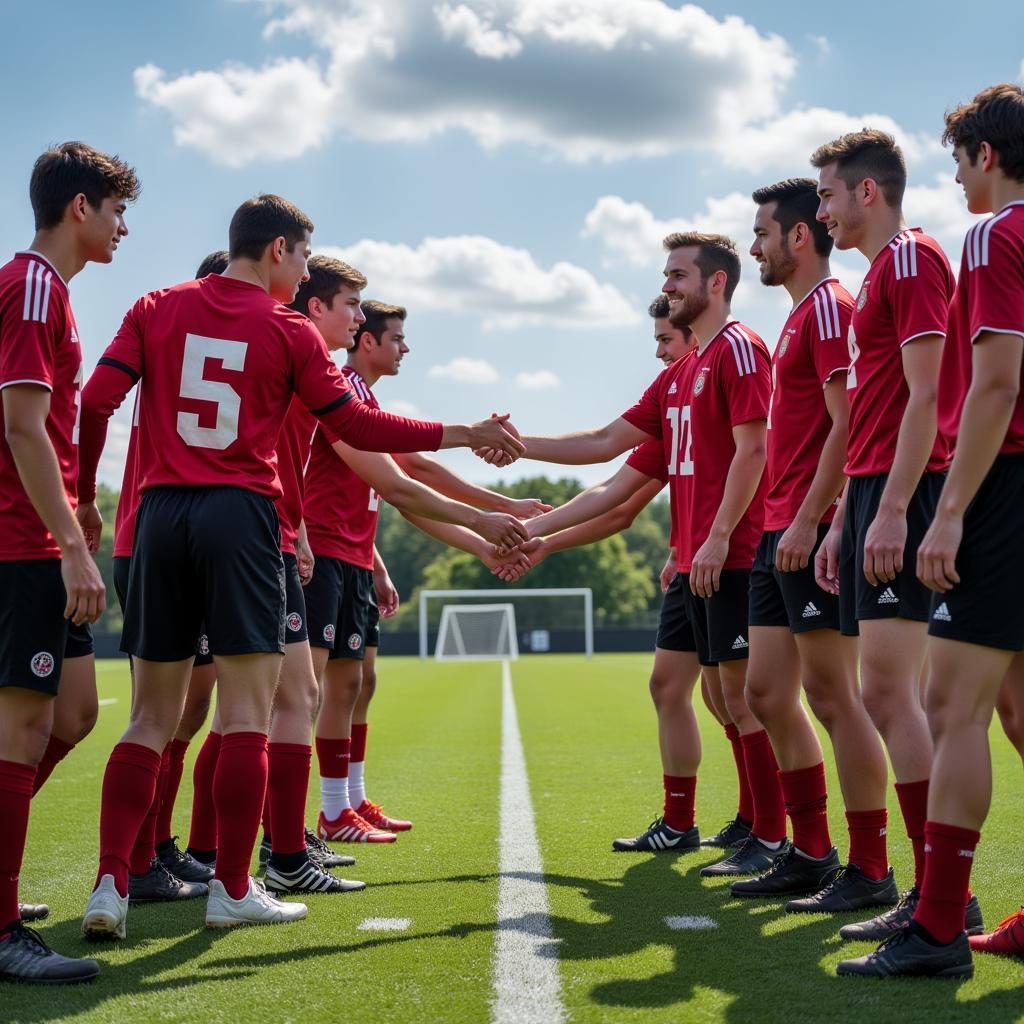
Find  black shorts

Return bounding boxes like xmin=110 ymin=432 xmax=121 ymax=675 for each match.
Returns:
xmin=749 ymin=526 xmax=840 ymax=634
xmin=304 ymin=556 xmax=379 ymax=661
xmin=656 ymin=570 xmax=751 ymax=666
xmin=928 ymin=454 xmax=1024 ymax=652
xmin=839 ymin=472 xmax=944 ymax=636
xmin=120 ymin=487 xmax=285 ymax=662
xmin=282 ymin=553 xmax=309 ymax=645
xmin=0 ymin=559 xmax=92 ymax=695
xmin=113 ymin=555 xmax=214 ymax=666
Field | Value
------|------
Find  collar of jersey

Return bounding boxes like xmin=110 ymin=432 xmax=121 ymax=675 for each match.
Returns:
xmin=17 ymin=249 xmax=67 ymax=286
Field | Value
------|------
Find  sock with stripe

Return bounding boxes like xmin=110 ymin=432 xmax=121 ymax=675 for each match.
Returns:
xmin=31 ymin=735 xmax=74 ymax=795
xmin=0 ymin=760 xmax=36 ymax=932
xmin=187 ymin=730 xmax=221 ymax=862
xmin=316 ymin=737 xmax=351 ymax=820
xmin=129 ymin=744 xmax=170 ymax=876
xmin=155 ymin=738 xmax=189 ymax=846
xmin=845 ymin=808 xmax=889 ymax=880
xmin=913 ymin=821 xmax=980 ymax=944
xmin=213 ymin=732 xmax=268 ymax=901
xmin=779 ymin=762 xmax=831 ymax=859
xmin=662 ymin=774 xmax=697 ymax=832
xmin=349 ymin=723 xmax=368 ymax=808
xmin=894 ymin=778 xmax=930 ymax=888
xmin=724 ymin=723 xmax=754 ymax=826
xmin=739 ymin=730 xmax=787 ymax=844
xmin=267 ymin=743 xmax=311 ymax=856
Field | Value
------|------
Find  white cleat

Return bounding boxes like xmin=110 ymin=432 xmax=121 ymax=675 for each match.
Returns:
xmin=81 ymin=874 xmax=129 ymax=941
xmin=205 ymin=877 xmax=309 ymax=929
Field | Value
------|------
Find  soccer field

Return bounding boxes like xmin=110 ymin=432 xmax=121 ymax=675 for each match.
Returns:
xmin=7 ymin=654 xmax=1024 ymax=1024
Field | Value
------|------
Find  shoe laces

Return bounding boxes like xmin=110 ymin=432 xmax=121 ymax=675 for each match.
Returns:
xmin=7 ymin=923 xmax=51 ymax=957
xmin=644 ymin=817 xmax=666 ymax=835
xmin=347 ymin=811 xmax=380 ymax=835
xmin=874 ymin=924 xmax=914 ymax=953
xmin=757 ymin=846 xmax=800 ymax=878
xmin=148 ymin=857 xmax=180 ymax=888
xmin=304 ymin=828 xmax=330 ymax=854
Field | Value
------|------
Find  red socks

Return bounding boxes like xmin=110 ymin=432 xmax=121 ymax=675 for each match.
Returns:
xmin=846 ymin=808 xmax=890 ymax=881
xmin=214 ymin=732 xmax=268 ymax=900
xmin=129 ymin=745 xmax=170 ymax=875
xmin=913 ymin=821 xmax=980 ymax=944
xmin=739 ymin=730 xmax=786 ymax=843
xmin=188 ymin=730 xmax=221 ymax=855
xmin=267 ymin=743 xmax=312 ymax=856
xmin=155 ymin=738 xmax=189 ymax=846
xmin=895 ymin=778 xmax=929 ymax=888
xmin=725 ymin=723 xmax=754 ymax=824
xmin=350 ymin=723 xmax=368 ymax=765
xmin=97 ymin=743 xmax=162 ymax=896
xmin=662 ymin=774 xmax=697 ymax=832
xmin=315 ymin=737 xmax=351 ymax=779
xmin=32 ymin=736 xmax=74 ymax=795
xmin=779 ymin=763 xmax=831 ymax=859
xmin=0 ymin=760 xmax=36 ymax=931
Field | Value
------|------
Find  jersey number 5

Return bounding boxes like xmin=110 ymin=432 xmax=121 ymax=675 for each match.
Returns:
xmin=666 ymin=405 xmax=694 ymax=476
xmin=177 ymin=334 xmax=248 ymax=450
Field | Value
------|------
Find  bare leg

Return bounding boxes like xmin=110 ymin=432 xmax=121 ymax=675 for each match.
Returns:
xmin=648 ymin=647 xmax=702 ymax=776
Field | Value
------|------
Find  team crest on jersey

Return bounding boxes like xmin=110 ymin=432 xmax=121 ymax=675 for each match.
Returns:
xmin=30 ymin=652 xmax=55 ymax=678
xmin=286 ymin=612 xmax=303 ymax=633
xmin=198 ymin=634 xmax=210 ymax=656
xmin=693 ymin=369 xmax=709 ymax=397
xmin=323 ymin=624 xmax=336 ymax=643
xmin=347 ymin=633 xmax=363 ymax=651
xmin=857 ymin=283 xmax=870 ymax=311
xmin=69 ymin=327 xmax=80 ymax=346
xmin=778 ymin=330 xmax=795 ymax=358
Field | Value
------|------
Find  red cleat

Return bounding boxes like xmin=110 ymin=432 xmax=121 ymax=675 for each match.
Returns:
xmin=356 ymin=800 xmax=413 ymax=833
xmin=317 ymin=808 xmax=396 ymax=843
xmin=968 ymin=908 xmax=1024 ymax=957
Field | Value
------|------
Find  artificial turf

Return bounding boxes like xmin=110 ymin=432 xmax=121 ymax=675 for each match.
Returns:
xmin=4 ymin=654 xmax=1023 ymax=1023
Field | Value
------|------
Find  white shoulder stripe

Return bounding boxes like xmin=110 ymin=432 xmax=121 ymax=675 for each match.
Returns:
xmin=812 ymin=291 xmax=827 ymax=339
xmin=968 ymin=207 xmax=1014 ymax=270
xmin=22 ymin=260 xmax=34 ymax=321
xmin=22 ymin=260 xmax=54 ymax=324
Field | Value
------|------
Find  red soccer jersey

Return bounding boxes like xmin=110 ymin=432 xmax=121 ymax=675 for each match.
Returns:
xmin=938 ymin=201 xmax=1024 ymax=457
xmin=303 ymin=367 xmax=381 ymax=570
xmin=77 ymin=276 xmax=442 ymax=502
xmin=275 ymin=397 xmax=317 ymax=555
xmin=0 ymin=252 xmax=82 ymax=561
xmin=621 ymin=320 xmax=771 ymax=572
xmin=625 ymin=439 xmax=673 ymax=548
xmin=763 ymin=278 xmax=852 ymax=531
xmin=845 ymin=229 xmax=953 ymax=477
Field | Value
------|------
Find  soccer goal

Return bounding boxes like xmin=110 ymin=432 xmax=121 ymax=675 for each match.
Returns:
xmin=419 ymin=588 xmax=594 ymax=660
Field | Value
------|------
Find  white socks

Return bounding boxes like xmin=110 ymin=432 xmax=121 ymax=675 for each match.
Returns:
xmin=348 ymin=762 xmax=366 ymax=809
xmin=321 ymin=776 xmax=351 ymax=820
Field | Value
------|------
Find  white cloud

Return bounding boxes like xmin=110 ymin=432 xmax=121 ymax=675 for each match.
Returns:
xmin=809 ymin=34 xmax=831 ymax=59
xmin=319 ymin=235 xmax=638 ymax=330
xmin=428 ymin=357 xmax=499 ymax=384
xmin=515 ymin=370 xmax=560 ymax=390
xmin=384 ymin=398 xmax=421 ymax=417
xmin=436 ymin=4 xmax=524 ymax=59
xmin=904 ymin=173 xmax=983 ymax=253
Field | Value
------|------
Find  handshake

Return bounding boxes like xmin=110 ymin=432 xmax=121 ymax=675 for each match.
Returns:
xmin=466 ymin=412 xmax=524 ymax=469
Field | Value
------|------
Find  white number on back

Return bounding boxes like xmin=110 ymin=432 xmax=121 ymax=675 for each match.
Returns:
xmin=368 ymin=488 xmax=381 ymax=512
xmin=176 ymin=334 xmax=248 ymax=450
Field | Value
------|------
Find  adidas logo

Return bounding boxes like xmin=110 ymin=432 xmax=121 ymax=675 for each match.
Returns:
xmin=731 ymin=635 xmax=748 ymax=650
xmin=802 ymin=602 xmax=821 ymax=618
xmin=877 ymin=587 xmax=899 ymax=605
xmin=933 ymin=602 xmax=951 ymax=622
xmin=668 ymin=382 xmax=678 ymax=394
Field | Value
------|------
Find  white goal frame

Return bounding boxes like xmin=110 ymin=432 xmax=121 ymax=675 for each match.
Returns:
xmin=419 ymin=588 xmax=593 ymax=660
xmin=434 ymin=603 xmax=519 ymax=662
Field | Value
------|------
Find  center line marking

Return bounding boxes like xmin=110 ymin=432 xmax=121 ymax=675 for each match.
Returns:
xmin=492 ymin=659 xmax=565 ymax=1024
xmin=98 ymin=698 xmax=118 ymax=706
xmin=358 ymin=918 xmax=410 ymax=931
xmin=665 ymin=915 xmax=717 ymax=930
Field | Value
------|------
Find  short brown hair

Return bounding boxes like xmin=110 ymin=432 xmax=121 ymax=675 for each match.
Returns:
xmin=751 ymin=178 xmax=833 ymax=257
xmin=359 ymin=300 xmax=407 ymax=344
xmin=228 ymin=194 xmax=313 ymax=261
xmin=810 ymin=129 xmax=906 ymax=207
xmin=648 ymin=294 xmax=670 ymax=319
xmin=943 ymin=83 xmax=1024 ymax=183
xmin=289 ymin=254 xmax=367 ymax=315
xmin=195 ymin=250 xmax=229 ymax=279
xmin=662 ymin=231 xmax=741 ymax=302
xmin=29 ymin=142 xmax=141 ymax=231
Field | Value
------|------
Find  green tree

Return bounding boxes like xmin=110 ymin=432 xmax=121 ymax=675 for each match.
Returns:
xmin=94 ymin=484 xmax=121 ymax=635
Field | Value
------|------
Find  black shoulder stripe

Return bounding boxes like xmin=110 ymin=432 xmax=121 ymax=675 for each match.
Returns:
xmin=98 ymin=357 xmax=141 ymax=383
xmin=311 ymin=390 xmax=354 ymax=417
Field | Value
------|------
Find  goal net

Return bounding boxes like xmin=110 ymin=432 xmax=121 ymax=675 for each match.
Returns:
xmin=434 ymin=604 xmax=518 ymax=662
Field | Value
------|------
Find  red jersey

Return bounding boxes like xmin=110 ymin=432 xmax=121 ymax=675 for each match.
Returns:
xmin=0 ymin=252 xmax=82 ymax=561
xmin=625 ymin=439 xmax=673 ymax=547
xmin=78 ymin=276 xmax=442 ymax=502
xmin=303 ymin=367 xmax=381 ymax=570
xmin=622 ymin=320 xmax=771 ymax=572
xmin=764 ymin=279 xmax=852 ymax=531
xmin=938 ymin=201 xmax=1024 ymax=457
xmin=845 ymin=229 xmax=953 ymax=477
xmin=275 ymin=398 xmax=317 ymax=555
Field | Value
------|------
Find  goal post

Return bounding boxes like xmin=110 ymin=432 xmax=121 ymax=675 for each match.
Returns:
xmin=419 ymin=588 xmax=594 ymax=660
xmin=434 ymin=603 xmax=519 ymax=662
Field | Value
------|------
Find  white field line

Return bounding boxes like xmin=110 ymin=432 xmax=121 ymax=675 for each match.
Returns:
xmin=492 ymin=659 xmax=566 ymax=1024
xmin=665 ymin=915 xmax=717 ymax=930
xmin=358 ymin=918 xmax=410 ymax=931
xmin=98 ymin=698 xmax=118 ymax=706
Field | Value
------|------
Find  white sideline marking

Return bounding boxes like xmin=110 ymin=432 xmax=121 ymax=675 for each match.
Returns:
xmin=98 ymin=698 xmax=118 ymax=706
xmin=665 ymin=915 xmax=717 ymax=931
xmin=358 ymin=918 xmax=410 ymax=931
xmin=492 ymin=660 xmax=566 ymax=1024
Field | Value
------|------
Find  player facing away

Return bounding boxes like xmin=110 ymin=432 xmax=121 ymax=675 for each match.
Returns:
xmin=810 ymin=131 xmax=965 ymax=942
xmin=729 ymin=179 xmax=893 ymax=910
xmin=0 ymin=142 xmax=139 ymax=984
xmin=75 ymin=194 xmax=526 ymax=940
xmin=839 ymin=84 xmax=1024 ymax=979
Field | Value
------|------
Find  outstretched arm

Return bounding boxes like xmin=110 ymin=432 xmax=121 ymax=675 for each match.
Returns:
xmin=401 ymin=512 xmax=533 ymax=581
xmin=478 ymin=417 xmax=650 ymax=466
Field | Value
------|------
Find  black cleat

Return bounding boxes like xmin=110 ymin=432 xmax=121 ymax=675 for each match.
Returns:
xmin=612 ymin=818 xmax=700 ymax=853
xmin=0 ymin=924 xmax=99 ymax=985
xmin=305 ymin=827 xmax=355 ymax=869
xmin=837 ymin=924 xmax=973 ymax=979
xmin=700 ymin=836 xmax=790 ymax=877
xmin=700 ymin=816 xmax=752 ymax=849
xmin=731 ymin=846 xmax=841 ymax=898
xmin=264 ymin=858 xmax=366 ymax=895
xmin=839 ymin=886 xmax=984 ymax=940
xmin=157 ymin=837 xmax=215 ymax=884
xmin=786 ymin=864 xmax=898 ymax=915
xmin=258 ymin=836 xmax=272 ymax=871
xmin=17 ymin=903 xmax=49 ymax=923
xmin=128 ymin=858 xmax=209 ymax=903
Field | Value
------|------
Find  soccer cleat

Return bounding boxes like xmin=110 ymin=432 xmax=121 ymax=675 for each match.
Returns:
xmin=731 ymin=846 xmax=841 ymax=898
xmin=700 ymin=836 xmax=791 ymax=877
xmin=700 ymin=816 xmax=752 ymax=849
xmin=205 ymin=877 xmax=308 ymax=928
xmin=0 ymin=924 xmax=99 ymax=985
xmin=157 ymin=837 xmax=215 ymax=884
xmin=81 ymin=875 xmax=129 ymax=941
xmin=317 ymin=808 xmax=397 ymax=843
xmin=785 ymin=864 xmax=898 ymax=915
xmin=258 ymin=836 xmax=272 ymax=871
xmin=838 ymin=886 xmax=983 ymax=941
xmin=128 ymin=858 xmax=208 ymax=903
xmin=356 ymin=799 xmax=413 ymax=832
xmin=836 ymin=925 xmax=973 ymax=979
xmin=611 ymin=818 xmax=700 ymax=853
xmin=305 ymin=827 xmax=356 ymax=869
xmin=968 ymin=907 xmax=1024 ymax=957
xmin=264 ymin=859 xmax=366 ymax=895
xmin=17 ymin=903 xmax=49 ymax=922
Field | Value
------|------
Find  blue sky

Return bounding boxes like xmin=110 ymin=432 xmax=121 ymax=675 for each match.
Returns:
xmin=4 ymin=0 xmax=1020 ymax=489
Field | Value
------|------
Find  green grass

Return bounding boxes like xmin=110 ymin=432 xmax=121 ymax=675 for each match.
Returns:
xmin=5 ymin=655 xmax=1024 ymax=1023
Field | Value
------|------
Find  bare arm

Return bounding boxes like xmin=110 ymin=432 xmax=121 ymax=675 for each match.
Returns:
xmin=371 ymin=545 xmax=399 ymax=617
xmin=401 ymin=512 xmax=533 ymax=581
xmin=480 ymin=417 xmax=650 ymax=466
xmin=814 ymin=480 xmax=848 ymax=596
